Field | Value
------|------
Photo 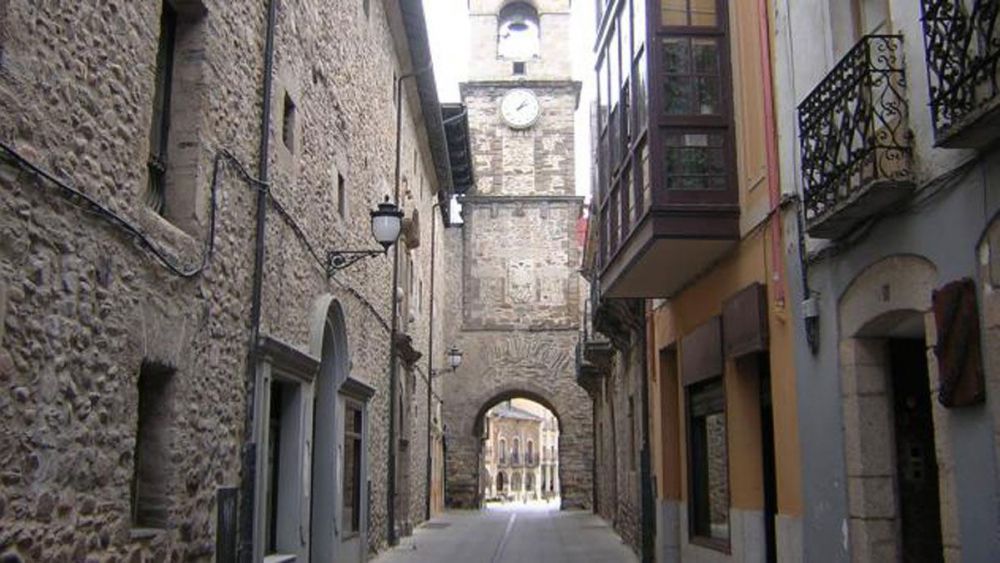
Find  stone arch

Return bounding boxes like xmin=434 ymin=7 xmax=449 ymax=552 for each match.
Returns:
xmin=837 ymin=255 xmax=960 ymax=561
xmin=839 ymin=254 xmax=937 ymax=338
xmin=497 ymin=2 xmax=540 ymax=61
xmin=976 ymin=212 xmax=1000 ymax=489
xmin=469 ymin=382 xmax=564 ymax=437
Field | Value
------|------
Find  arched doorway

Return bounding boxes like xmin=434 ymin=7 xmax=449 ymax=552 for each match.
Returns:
xmin=476 ymin=394 xmax=561 ymax=507
xmin=838 ymin=256 xmax=955 ymax=562
xmin=308 ymin=297 xmax=373 ymax=563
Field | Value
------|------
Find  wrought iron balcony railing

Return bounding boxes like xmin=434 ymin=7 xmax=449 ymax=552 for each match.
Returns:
xmin=799 ymin=35 xmax=913 ymax=239
xmin=921 ymin=0 xmax=1000 ymax=147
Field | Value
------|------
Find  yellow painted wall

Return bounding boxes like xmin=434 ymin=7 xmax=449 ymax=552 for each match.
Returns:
xmin=644 ymin=0 xmax=803 ymax=522
xmin=649 ymin=226 xmax=802 ymax=517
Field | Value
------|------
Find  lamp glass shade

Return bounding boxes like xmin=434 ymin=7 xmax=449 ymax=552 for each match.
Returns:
xmin=370 ymin=198 xmax=404 ymax=248
xmin=447 ymin=347 xmax=463 ymax=370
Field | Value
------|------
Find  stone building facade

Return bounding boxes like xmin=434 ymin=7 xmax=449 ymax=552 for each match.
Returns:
xmin=481 ymin=399 xmax=560 ymax=502
xmin=0 ymin=1 xmax=462 ymax=561
xmin=441 ymin=0 xmax=593 ymax=510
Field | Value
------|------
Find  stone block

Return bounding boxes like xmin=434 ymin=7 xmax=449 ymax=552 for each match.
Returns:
xmin=847 ymin=476 xmax=896 ymax=519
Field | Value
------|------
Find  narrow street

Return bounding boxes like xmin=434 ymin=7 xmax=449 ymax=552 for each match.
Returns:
xmin=374 ymin=502 xmax=637 ymax=563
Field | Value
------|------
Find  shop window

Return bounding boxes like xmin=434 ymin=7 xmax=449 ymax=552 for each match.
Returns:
xmin=687 ymin=377 xmax=730 ymax=547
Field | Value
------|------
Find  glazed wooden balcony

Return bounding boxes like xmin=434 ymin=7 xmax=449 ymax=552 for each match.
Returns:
xmin=921 ymin=0 xmax=1000 ymax=148
xmin=594 ymin=0 xmax=741 ymax=298
xmin=798 ymin=35 xmax=914 ymax=239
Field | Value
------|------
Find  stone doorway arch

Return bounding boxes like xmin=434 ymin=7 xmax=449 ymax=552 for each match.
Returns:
xmin=838 ymin=255 xmax=959 ymax=562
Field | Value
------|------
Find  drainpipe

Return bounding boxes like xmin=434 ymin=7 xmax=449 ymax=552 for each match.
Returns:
xmin=388 ymin=64 xmax=433 ymax=547
xmin=239 ymin=0 xmax=277 ymax=561
xmin=757 ymin=0 xmax=787 ymax=309
xmin=638 ymin=305 xmax=655 ymax=563
xmin=425 ymin=198 xmax=444 ymax=522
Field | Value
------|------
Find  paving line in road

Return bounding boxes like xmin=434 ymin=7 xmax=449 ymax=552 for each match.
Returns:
xmin=490 ymin=512 xmax=517 ymax=563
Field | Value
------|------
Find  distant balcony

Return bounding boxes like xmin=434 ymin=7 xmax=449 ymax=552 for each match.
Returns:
xmin=921 ymin=0 xmax=1000 ymax=148
xmin=799 ymin=35 xmax=913 ymax=239
xmin=575 ymin=293 xmax=612 ymax=396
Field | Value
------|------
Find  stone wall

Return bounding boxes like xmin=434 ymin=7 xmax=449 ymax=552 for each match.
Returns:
xmin=460 ymin=83 xmax=578 ymax=197
xmin=461 ymin=200 xmax=581 ymax=330
xmin=443 ymin=330 xmax=593 ymax=509
xmin=0 ymin=0 xmax=445 ymax=559
xmin=587 ymin=311 xmax=645 ymax=558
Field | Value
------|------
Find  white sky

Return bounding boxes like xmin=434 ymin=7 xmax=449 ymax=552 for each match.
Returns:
xmin=425 ymin=0 xmax=596 ymax=199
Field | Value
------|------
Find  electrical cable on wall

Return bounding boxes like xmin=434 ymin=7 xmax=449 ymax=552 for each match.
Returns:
xmin=0 ymin=140 xmax=392 ymax=332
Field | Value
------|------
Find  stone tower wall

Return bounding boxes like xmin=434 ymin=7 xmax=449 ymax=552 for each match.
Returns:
xmin=443 ymin=0 xmax=590 ymax=508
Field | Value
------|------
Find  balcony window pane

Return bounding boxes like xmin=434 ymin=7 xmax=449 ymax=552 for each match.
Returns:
xmin=610 ymin=186 xmax=621 ymax=251
xmin=662 ymin=0 xmax=719 ymax=27
xmin=663 ymin=37 xmax=722 ymax=116
xmin=633 ymin=0 xmax=647 ymax=56
xmin=610 ymin=106 xmax=621 ymax=169
xmin=599 ymin=53 xmax=610 ymax=130
xmin=610 ymin=25 xmax=621 ymax=108
xmin=664 ymin=133 xmax=726 ymax=190
xmin=640 ymin=142 xmax=651 ymax=212
xmin=634 ymin=50 xmax=648 ymax=130
xmin=691 ymin=0 xmax=718 ymax=26
xmin=661 ymin=0 xmax=688 ymax=26
xmin=622 ymin=165 xmax=633 ymax=237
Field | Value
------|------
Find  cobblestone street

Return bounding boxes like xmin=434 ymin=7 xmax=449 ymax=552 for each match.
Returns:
xmin=373 ymin=502 xmax=637 ymax=563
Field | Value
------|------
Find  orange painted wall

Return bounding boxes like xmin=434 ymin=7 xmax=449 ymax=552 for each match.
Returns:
xmin=645 ymin=0 xmax=802 ymax=517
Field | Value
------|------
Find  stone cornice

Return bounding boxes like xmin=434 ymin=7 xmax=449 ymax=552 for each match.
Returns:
xmin=460 ymin=195 xmax=584 ymax=205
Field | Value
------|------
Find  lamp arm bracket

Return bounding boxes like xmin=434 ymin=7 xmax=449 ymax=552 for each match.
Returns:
xmin=326 ymin=248 xmax=389 ymax=275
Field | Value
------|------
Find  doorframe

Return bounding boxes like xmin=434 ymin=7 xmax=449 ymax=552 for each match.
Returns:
xmin=837 ymin=255 xmax=959 ymax=561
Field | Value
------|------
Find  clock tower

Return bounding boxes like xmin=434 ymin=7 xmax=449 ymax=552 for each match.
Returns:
xmin=444 ymin=1 xmax=593 ymax=510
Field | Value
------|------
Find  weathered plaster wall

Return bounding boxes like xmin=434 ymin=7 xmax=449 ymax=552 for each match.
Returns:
xmin=774 ymin=0 xmax=1000 ymax=560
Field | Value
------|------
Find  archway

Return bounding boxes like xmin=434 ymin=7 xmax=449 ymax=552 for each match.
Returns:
xmin=838 ymin=255 xmax=957 ymax=562
xmin=442 ymin=337 xmax=594 ymax=511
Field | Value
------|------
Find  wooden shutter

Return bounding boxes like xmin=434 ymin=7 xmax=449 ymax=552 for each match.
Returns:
xmin=932 ymin=278 xmax=985 ymax=407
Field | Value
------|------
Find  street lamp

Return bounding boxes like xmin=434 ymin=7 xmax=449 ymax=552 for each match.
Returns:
xmin=327 ymin=196 xmax=404 ymax=274
xmin=446 ymin=347 xmax=464 ymax=371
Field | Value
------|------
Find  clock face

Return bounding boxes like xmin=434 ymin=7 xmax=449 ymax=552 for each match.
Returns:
xmin=500 ymin=89 xmax=540 ymax=129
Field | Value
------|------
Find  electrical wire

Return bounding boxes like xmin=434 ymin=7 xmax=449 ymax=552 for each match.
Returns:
xmin=265 ymin=189 xmax=392 ymax=333
xmin=1 ymin=140 xmax=393 ymax=333
xmin=0 ymin=140 xmax=232 ymax=278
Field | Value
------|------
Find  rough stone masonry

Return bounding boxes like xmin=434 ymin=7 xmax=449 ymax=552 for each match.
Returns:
xmin=441 ymin=0 xmax=593 ymax=509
